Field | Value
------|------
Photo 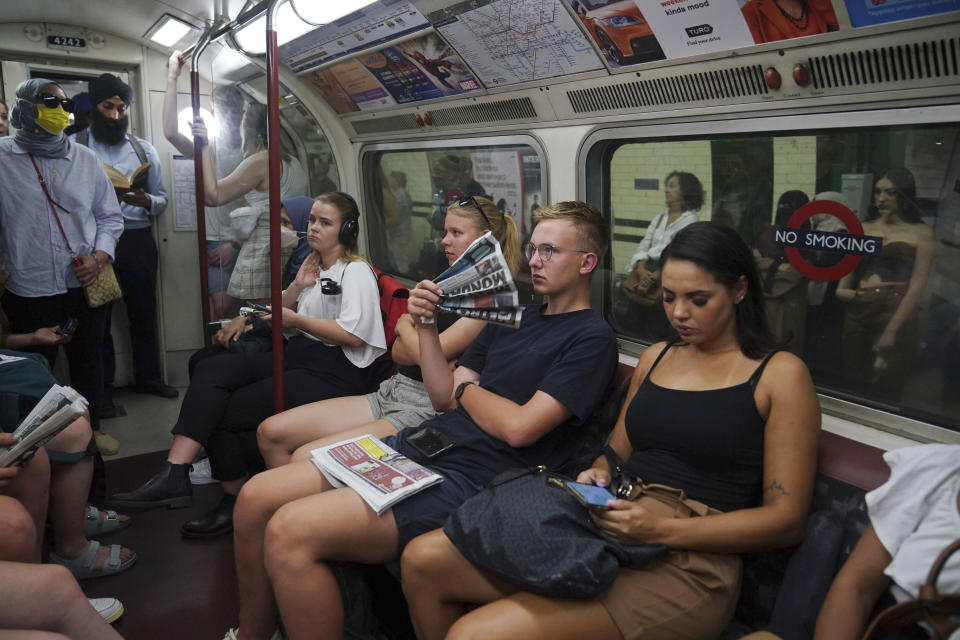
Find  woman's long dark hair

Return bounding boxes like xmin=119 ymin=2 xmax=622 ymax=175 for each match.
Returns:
xmin=867 ymin=166 xmax=922 ymax=223
xmin=661 ymin=221 xmax=776 ymax=359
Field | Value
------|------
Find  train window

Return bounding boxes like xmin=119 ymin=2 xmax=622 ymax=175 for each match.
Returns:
xmin=361 ymin=138 xmax=545 ymax=290
xmin=586 ymin=118 xmax=960 ymax=433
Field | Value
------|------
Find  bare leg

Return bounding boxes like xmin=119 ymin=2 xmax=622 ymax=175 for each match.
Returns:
xmin=288 ymin=420 xmax=399 ymax=463
xmin=402 ymin=530 xmax=517 ymax=640
xmin=0 ymin=496 xmax=36 ymax=562
xmin=168 ymin=434 xmax=203 ymax=465
xmin=234 ymin=460 xmax=332 ymax=640
xmin=0 ymin=562 xmax=122 ymax=640
xmin=0 ymin=631 xmax=69 ymax=639
xmin=402 ymin=530 xmax=620 ymax=640
xmin=5 ymin=449 xmax=50 ymax=562
xmin=212 ymin=291 xmax=237 ymax=321
xmin=264 ymin=488 xmax=400 ymax=640
xmin=446 ymin=591 xmax=620 ymax=640
xmin=257 ymin=396 xmax=376 ymax=468
xmin=47 ymin=418 xmax=134 ymax=566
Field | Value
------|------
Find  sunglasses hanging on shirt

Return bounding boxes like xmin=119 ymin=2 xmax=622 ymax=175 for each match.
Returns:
xmin=319 ymin=277 xmax=342 ymax=295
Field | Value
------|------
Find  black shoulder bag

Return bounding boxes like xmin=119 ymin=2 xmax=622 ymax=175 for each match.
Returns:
xmin=442 ymin=449 xmax=667 ymax=599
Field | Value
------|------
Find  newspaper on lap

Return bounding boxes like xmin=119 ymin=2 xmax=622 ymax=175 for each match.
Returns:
xmin=311 ymin=435 xmax=442 ymax=515
xmin=0 ymin=385 xmax=88 ymax=467
xmin=428 ymin=231 xmax=522 ymax=328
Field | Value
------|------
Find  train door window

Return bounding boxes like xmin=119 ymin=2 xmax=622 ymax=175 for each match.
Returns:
xmin=361 ymin=139 xmax=545 ymax=297
xmin=586 ymin=119 xmax=960 ymax=433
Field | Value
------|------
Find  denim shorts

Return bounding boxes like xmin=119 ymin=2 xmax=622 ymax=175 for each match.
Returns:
xmin=365 ymin=373 xmax=438 ymax=431
xmin=206 ymin=240 xmax=237 ymax=293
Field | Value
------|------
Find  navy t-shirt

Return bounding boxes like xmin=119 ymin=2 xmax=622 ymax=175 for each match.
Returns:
xmin=386 ymin=304 xmax=617 ymax=487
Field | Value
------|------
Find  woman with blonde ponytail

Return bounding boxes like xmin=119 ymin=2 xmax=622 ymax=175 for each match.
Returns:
xmin=254 ymin=195 xmax=520 ymax=468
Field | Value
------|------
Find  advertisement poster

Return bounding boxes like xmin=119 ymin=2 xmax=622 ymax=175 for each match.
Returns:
xmin=328 ymin=58 xmax=397 ymax=111
xmin=426 ymin=0 xmax=603 ymax=85
xmin=565 ymin=0 xmax=666 ymax=67
xmin=738 ymin=0 xmax=840 ymax=43
xmin=281 ymin=1 xmax=429 ymax=73
xmin=359 ymin=34 xmax=481 ymax=103
xmin=843 ymin=0 xmax=960 ymax=27
xmin=303 ymin=68 xmax=360 ymax=114
xmin=470 ymin=150 xmax=525 ymax=224
xmin=639 ymin=0 xmax=755 ymax=58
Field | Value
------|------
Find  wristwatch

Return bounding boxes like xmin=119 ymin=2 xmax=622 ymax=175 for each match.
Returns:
xmin=454 ymin=381 xmax=475 ymax=408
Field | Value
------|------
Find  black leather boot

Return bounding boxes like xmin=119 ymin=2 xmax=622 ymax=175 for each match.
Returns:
xmin=181 ymin=494 xmax=236 ymax=538
xmin=105 ymin=461 xmax=192 ymax=509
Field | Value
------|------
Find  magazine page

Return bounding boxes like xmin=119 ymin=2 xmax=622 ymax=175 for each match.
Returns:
xmin=310 ymin=435 xmax=442 ymax=515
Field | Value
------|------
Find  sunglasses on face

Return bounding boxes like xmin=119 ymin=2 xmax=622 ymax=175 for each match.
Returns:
xmin=456 ymin=196 xmax=492 ymax=229
xmin=36 ymin=93 xmax=75 ymax=113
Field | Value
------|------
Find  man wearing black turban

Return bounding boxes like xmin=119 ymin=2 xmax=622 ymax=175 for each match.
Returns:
xmin=72 ymin=74 xmax=176 ymax=403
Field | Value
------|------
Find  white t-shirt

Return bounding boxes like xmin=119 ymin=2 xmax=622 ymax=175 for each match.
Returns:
xmin=295 ymin=259 xmax=386 ymax=368
xmin=866 ymin=444 xmax=960 ymax=605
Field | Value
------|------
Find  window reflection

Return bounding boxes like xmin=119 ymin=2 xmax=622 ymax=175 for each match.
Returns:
xmin=366 ymin=145 xmax=543 ymax=292
xmin=605 ymin=126 xmax=960 ymax=430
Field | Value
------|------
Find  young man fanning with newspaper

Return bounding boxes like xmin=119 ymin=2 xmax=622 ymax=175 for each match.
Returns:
xmin=244 ymin=202 xmax=617 ymax=640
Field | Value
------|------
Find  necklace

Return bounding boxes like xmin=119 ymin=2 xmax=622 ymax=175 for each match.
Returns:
xmin=773 ymin=0 xmax=810 ymax=30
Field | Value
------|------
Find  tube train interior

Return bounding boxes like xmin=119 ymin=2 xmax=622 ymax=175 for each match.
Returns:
xmin=1 ymin=0 xmax=958 ymax=637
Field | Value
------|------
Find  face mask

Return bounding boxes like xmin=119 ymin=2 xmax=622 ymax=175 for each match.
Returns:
xmin=35 ymin=105 xmax=71 ymax=135
xmin=280 ymin=225 xmax=300 ymax=249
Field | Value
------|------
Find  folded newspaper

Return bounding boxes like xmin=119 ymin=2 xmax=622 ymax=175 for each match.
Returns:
xmin=311 ymin=435 xmax=443 ymax=515
xmin=0 ymin=385 xmax=88 ymax=467
xmin=429 ymin=231 xmax=522 ymax=328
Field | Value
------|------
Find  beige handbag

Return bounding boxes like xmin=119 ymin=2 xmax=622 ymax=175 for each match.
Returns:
xmin=30 ymin=154 xmax=122 ymax=308
xmin=81 ymin=261 xmax=123 ymax=308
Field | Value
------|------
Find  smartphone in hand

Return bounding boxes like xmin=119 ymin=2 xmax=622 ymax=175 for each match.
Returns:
xmin=564 ymin=481 xmax=615 ymax=509
xmin=57 ymin=316 xmax=78 ymax=335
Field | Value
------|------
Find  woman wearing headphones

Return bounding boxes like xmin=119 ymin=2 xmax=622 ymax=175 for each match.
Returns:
xmin=105 ymin=193 xmax=386 ymax=538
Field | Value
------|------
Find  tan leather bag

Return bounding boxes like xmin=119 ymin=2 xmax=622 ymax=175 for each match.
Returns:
xmin=622 ymin=261 xmax=661 ymax=307
xmin=861 ymin=538 xmax=960 ymax=640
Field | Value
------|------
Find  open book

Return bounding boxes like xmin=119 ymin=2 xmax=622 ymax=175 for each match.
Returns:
xmin=311 ymin=435 xmax=442 ymax=515
xmin=103 ymin=162 xmax=150 ymax=191
xmin=0 ymin=385 xmax=88 ymax=467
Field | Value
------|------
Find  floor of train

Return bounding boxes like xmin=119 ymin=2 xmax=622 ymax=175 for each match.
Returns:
xmin=83 ymin=386 xmax=241 ymax=639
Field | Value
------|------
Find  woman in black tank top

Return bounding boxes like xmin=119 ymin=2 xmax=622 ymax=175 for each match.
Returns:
xmin=401 ymin=222 xmax=822 ymax=640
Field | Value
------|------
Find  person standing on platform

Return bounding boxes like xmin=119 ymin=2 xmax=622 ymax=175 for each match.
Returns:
xmin=72 ymin=73 xmax=177 ymax=403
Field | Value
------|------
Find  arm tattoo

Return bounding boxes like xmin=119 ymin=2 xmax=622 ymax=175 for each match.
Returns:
xmin=763 ymin=480 xmax=791 ymax=497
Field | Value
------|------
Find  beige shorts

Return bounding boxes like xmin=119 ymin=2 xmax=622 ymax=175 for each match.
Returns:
xmin=597 ymin=484 xmax=743 ymax=640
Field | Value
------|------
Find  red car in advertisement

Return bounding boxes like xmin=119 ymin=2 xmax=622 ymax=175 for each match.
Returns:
xmin=571 ymin=0 xmax=666 ymax=66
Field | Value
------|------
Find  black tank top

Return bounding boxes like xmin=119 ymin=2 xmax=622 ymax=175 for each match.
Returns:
xmin=624 ymin=344 xmax=777 ymax=513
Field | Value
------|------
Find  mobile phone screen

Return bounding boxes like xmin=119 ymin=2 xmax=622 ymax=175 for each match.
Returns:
xmin=565 ymin=481 xmax=615 ymax=508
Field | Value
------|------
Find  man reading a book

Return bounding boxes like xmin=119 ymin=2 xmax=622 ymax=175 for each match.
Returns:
xmin=225 ymin=201 xmax=617 ymax=640
xmin=71 ymin=74 xmax=176 ymax=404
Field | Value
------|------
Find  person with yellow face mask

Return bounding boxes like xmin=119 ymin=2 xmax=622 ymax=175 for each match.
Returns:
xmin=0 ymin=78 xmax=124 ymax=456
